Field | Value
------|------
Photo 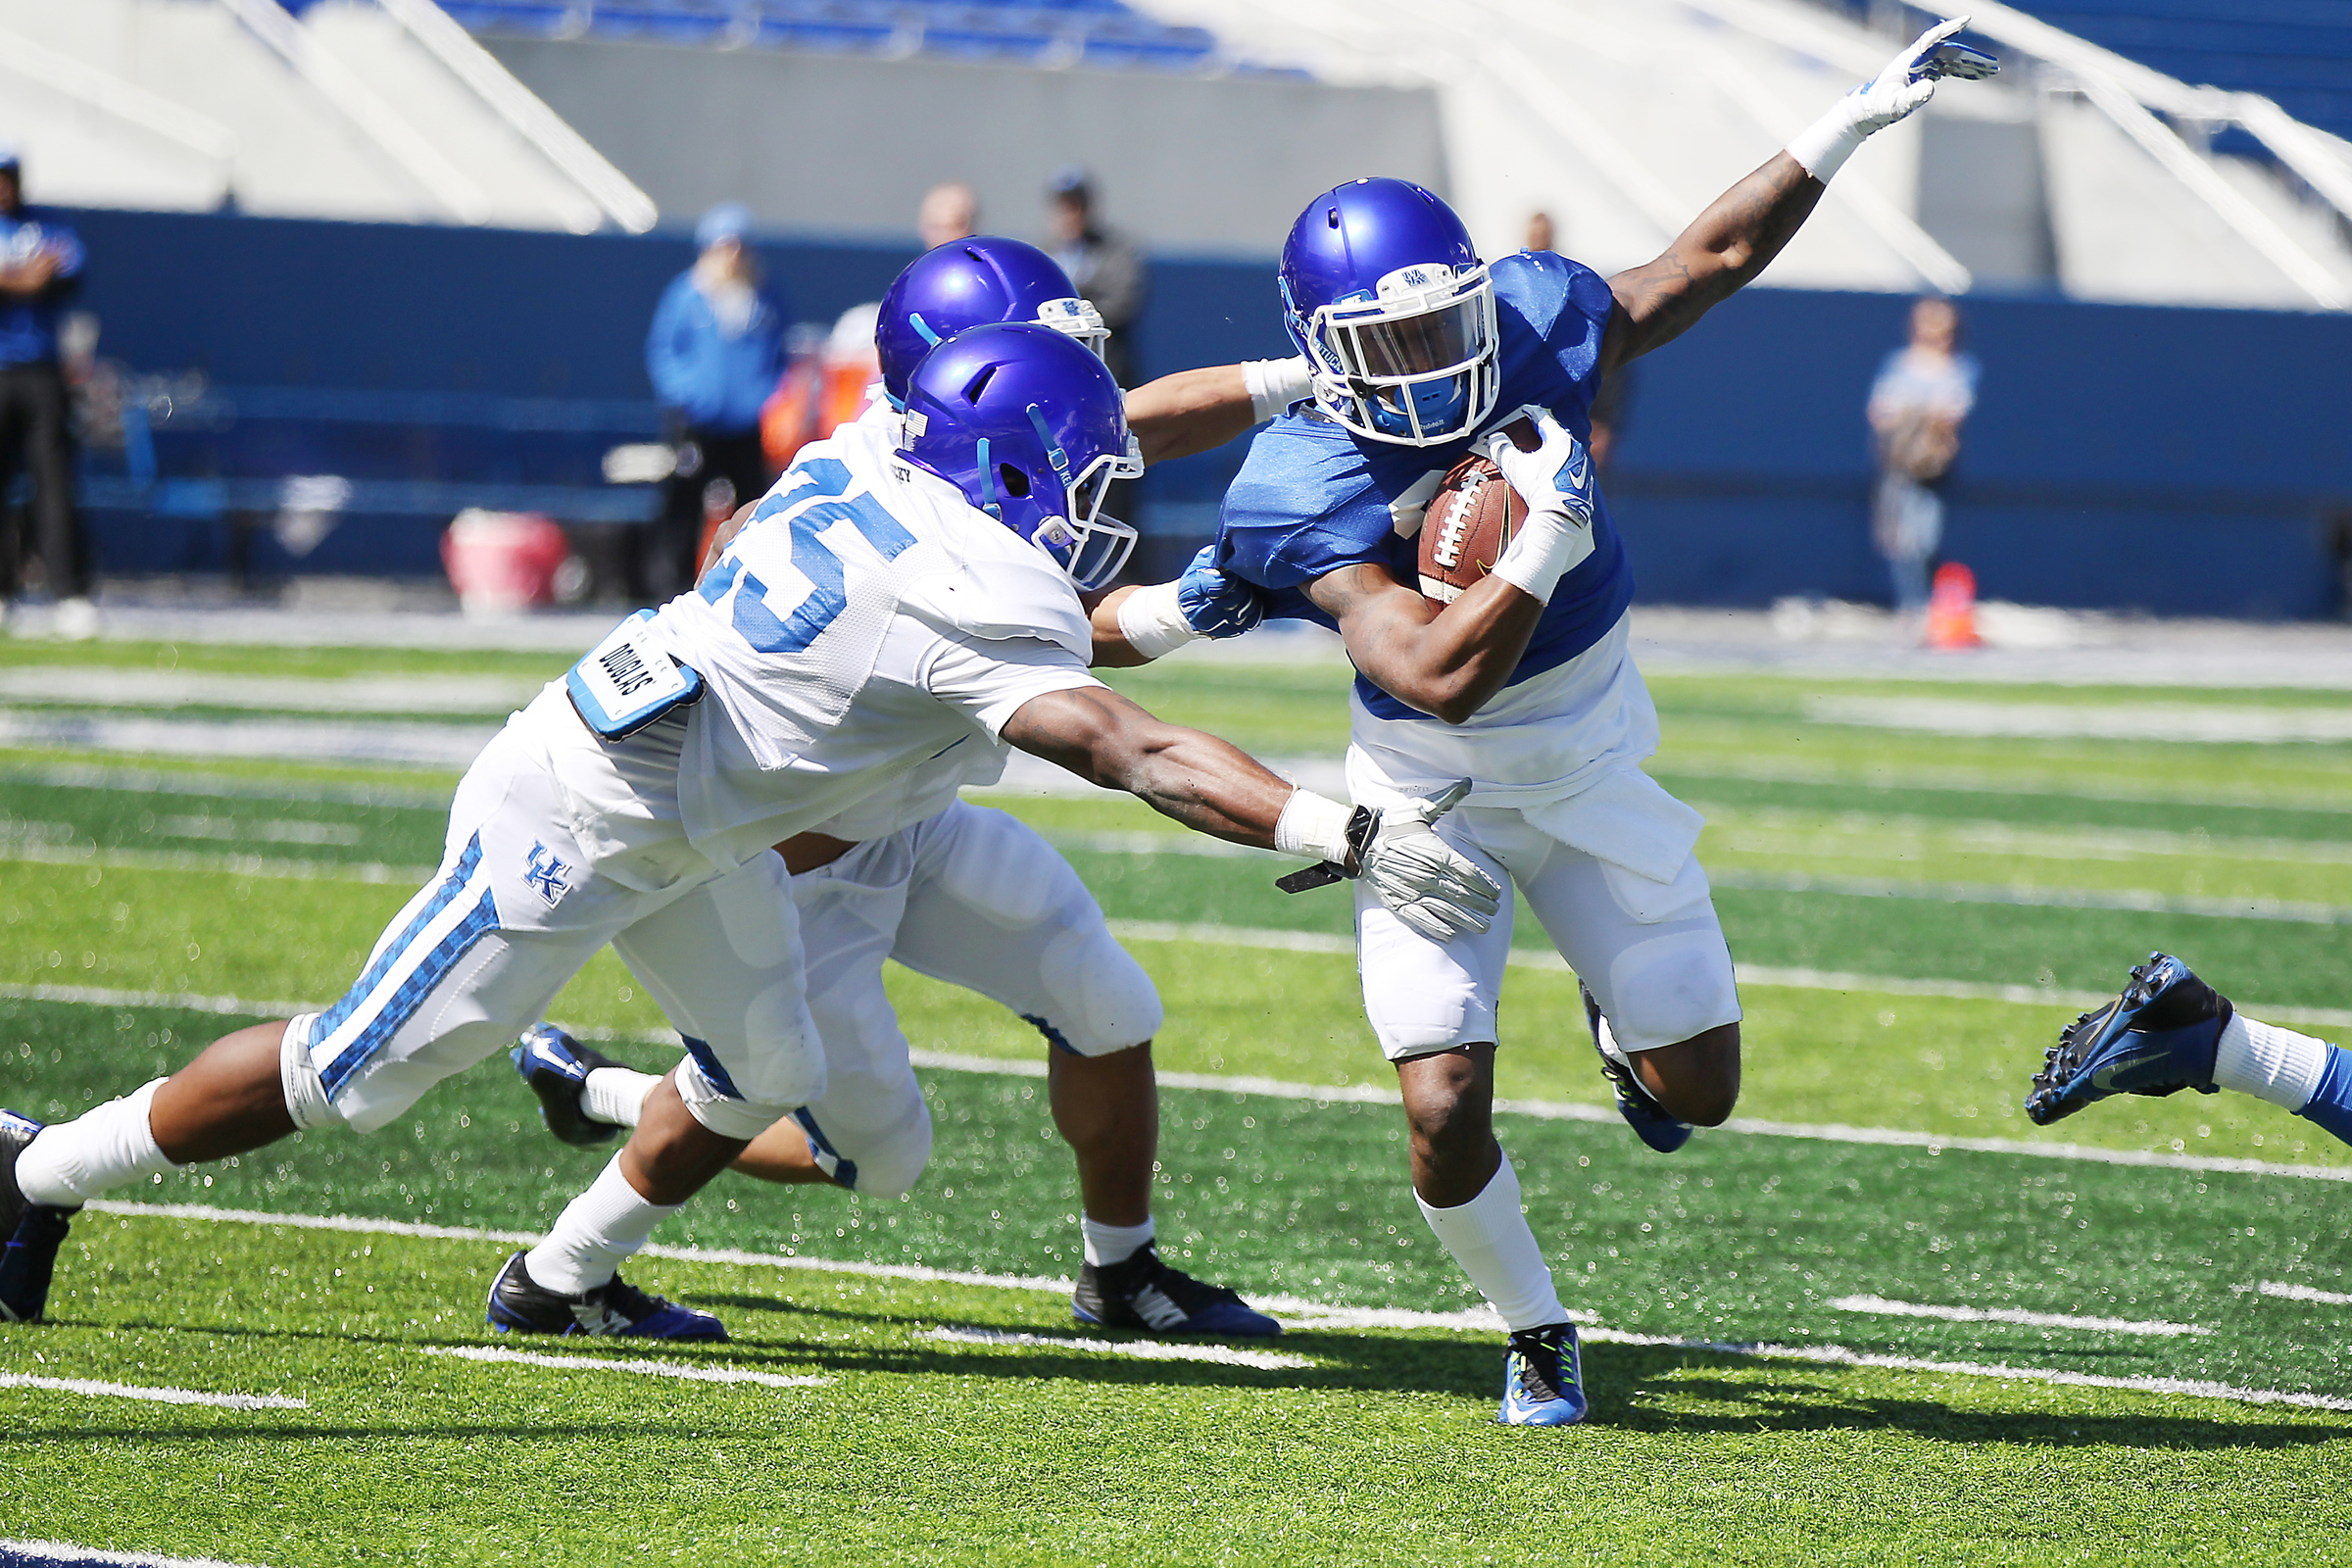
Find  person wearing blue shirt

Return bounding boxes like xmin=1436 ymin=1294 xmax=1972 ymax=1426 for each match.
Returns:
xmin=643 ymin=203 xmax=789 ymax=599
xmin=0 ymin=149 xmax=93 ymax=639
xmin=1208 ymin=20 xmax=1988 ymax=1427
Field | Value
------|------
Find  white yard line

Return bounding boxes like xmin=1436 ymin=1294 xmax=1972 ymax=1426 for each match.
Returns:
xmin=0 ymin=1370 xmax=304 ymax=1411
xmin=0 ymin=713 xmax=495 ymax=768
xmin=920 ymin=1325 xmax=1313 ymax=1370
xmin=0 ymin=669 xmax=543 ymax=714
xmin=0 ymin=841 xmax=435 ymax=886
xmin=59 ymin=1202 xmax=2352 ymax=1417
xmin=418 ymin=1344 xmax=830 ymax=1390
xmin=2259 ymin=1281 xmax=2352 ymax=1306
xmin=13 ymin=975 xmax=2342 ymax=1180
xmin=0 ymin=1540 xmax=272 ymax=1568
xmin=1708 ymin=868 xmax=2352 ymax=927
xmin=1807 ymin=695 xmax=2352 ymax=745
xmin=1829 ymin=1295 xmax=2209 ymax=1337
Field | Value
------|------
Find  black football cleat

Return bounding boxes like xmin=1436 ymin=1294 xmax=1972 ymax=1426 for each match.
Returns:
xmin=512 ymin=1024 xmax=628 ymax=1148
xmin=485 ymin=1250 xmax=726 ymax=1340
xmin=2026 ymin=953 xmax=2230 ymax=1126
xmin=1 ymin=1109 xmax=76 ymax=1323
xmin=1072 ymin=1241 xmax=1281 ymax=1337
xmin=1584 ymin=983 xmax=1690 ymax=1153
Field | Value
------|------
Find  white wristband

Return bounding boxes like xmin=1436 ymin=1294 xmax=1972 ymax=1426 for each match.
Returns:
xmin=1274 ymin=788 xmax=1354 ymax=863
xmin=1786 ymin=107 xmax=1865 ymax=183
xmin=1489 ymin=506 xmax=1595 ymax=603
xmin=1244 ymin=357 xmax=1316 ymax=424
xmin=1114 ymin=580 xmax=1200 ymax=662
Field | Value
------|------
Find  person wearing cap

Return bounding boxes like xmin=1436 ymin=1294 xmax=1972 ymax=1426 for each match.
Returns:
xmin=643 ymin=202 xmax=791 ymax=599
xmin=0 ymin=148 xmax=94 ymax=639
xmin=1046 ymin=169 xmax=1145 ymax=388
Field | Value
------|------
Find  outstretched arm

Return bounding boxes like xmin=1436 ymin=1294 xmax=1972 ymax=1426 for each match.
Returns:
xmin=1124 ymin=357 xmax=1314 ymax=466
xmin=1600 ymin=16 xmax=1977 ymax=372
xmin=1600 ymin=152 xmax=1823 ymax=371
xmin=999 ymin=683 xmax=1503 ymax=939
xmin=1001 ymin=685 xmax=1293 ymax=846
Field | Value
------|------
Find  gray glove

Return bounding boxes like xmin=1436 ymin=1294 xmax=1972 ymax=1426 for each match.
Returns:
xmin=1275 ymin=780 xmax=1502 ymax=943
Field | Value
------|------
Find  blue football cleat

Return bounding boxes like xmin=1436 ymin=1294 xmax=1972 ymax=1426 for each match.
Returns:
xmin=1585 ymin=983 xmax=1690 ymax=1153
xmin=1499 ymin=1322 xmax=1588 ymax=1426
xmin=513 ymin=1024 xmax=627 ymax=1148
xmin=485 ymin=1250 xmax=727 ymax=1340
xmin=1071 ymin=1241 xmax=1282 ymax=1337
xmin=2026 ymin=953 xmax=2230 ymax=1127
xmin=1 ymin=1108 xmax=75 ymax=1324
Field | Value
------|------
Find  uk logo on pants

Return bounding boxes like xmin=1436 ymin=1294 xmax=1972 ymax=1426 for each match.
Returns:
xmin=522 ymin=841 xmax=570 ymax=906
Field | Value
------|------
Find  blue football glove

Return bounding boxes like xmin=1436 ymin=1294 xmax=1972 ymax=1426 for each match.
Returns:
xmin=1175 ymin=544 xmax=1267 ymax=639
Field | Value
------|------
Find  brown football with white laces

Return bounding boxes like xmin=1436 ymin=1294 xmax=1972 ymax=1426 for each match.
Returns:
xmin=1416 ymin=417 xmax=1538 ymax=609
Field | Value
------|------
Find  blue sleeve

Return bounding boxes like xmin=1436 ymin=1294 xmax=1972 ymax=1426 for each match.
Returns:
xmin=1489 ymin=250 xmax=1614 ymax=428
xmin=1217 ymin=419 xmax=1404 ymax=612
xmin=646 ymin=276 xmax=704 ymax=410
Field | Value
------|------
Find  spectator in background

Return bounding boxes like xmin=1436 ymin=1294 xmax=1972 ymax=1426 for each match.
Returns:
xmin=917 ymin=181 xmax=979 ymax=251
xmin=1868 ymin=295 xmax=1977 ymax=617
xmin=1047 ymin=168 xmax=1146 ymax=387
xmin=0 ymin=148 xmax=93 ymax=640
xmin=644 ymin=202 xmax=789 ymax=599
xmin=1525 ymin=209 xmax=1632 ymax=472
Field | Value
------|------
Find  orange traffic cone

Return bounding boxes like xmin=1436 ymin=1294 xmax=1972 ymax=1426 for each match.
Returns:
xmin=1925 ymin=562 xmax=1983 ymax=649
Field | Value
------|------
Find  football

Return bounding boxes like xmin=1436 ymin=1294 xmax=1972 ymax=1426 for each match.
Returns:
xmin=1417 ymin=417 xmax=1539 ymax=608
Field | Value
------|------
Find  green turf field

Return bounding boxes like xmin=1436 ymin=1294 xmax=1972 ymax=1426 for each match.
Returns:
xmin=2 ymin=635 xmax=2349 ymax=1564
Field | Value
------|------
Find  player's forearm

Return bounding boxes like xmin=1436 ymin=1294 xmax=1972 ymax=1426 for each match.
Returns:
xmin=696 ymin=500 xmax=757 ymax=582
xmin=1605 ymin=152 xmax=1822 ymax=368
xmin=1003 ymin=687 xmax=1293 ymax=847
xmin=1083 ymin=586 xmax=1153 ymax=668
xmin=1125 ymin=366 xmax=1255 ymax=466
xmin=1315 ymin=566 xmax=1544 ymax=726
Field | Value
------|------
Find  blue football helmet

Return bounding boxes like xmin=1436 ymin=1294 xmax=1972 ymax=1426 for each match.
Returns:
xmin=1279 ymin=178 xmax=1500 ymax=447
xmin=876 ymin=236 xmax=1108 ymax=408
xmin=898 ymin=321 xmax=1143 ymax=589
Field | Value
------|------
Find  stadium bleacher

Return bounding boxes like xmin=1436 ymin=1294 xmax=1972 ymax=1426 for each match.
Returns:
xmin=424 ymin=0 xmax=1300 ymax=77
xmin=1821 ymin=2 xmax=2352 ymax=144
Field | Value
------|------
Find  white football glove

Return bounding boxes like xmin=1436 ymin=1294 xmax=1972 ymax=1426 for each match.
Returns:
xmin=1273 ymin=782 xmax=1502 ymax=943
xmin=1787 ymin=16 xmax=1971 ymax=182
xmin=1482 ymin=410 xmax=1596 ymax=602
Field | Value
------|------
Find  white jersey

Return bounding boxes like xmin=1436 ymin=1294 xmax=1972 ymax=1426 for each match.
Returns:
xmin=1343 ymin=615 xmax=1702 ymax=885
xmin=559 ymin=418 xmax=1101 ymax=871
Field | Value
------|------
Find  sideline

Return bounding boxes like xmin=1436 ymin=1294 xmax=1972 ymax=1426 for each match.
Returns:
xmin=70 ymin=1200 xmax=2352 ymax=1417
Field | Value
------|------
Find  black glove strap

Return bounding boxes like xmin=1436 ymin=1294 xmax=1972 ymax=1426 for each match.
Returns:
xmin=1274 ymin=807 xmax=1376 ymax=896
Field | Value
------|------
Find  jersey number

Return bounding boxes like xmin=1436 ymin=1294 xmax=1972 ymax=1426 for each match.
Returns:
xmin=700 ymin=459 xmax=917 ymax=655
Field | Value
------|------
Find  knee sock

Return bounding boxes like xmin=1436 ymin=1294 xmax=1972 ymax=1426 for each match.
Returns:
xmin=582 ymin=1065 xmax=661 ymax=1128
xmin=1414 ymin=1151 xmax=1568 ymax=1333
xmin=16 ymin=1080 xmax=180 ymax=1207
xmin=524 ymin=1153 xmax=684 ymax=1295
xmin=2214 ymin=1014 xmax=2352 ymax=1150
xmin=1080 ymin=1215 xmax=1154 ymax=1268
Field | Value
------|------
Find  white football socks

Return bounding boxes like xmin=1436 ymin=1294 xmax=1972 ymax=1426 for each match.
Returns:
xmin=582 ymin=1065 xmax=660 ymax=1129
xmin=1414 ymin=1151 xmax=1568 ymax=1333
xmin=2213 ymin=1014 xmax=2330 ymax=1111
xmin=1081 ymin=1214 xmax=1154 ymax=1268
xmin=16 ymin=1079 xmax=179 ymax=1207
xmin=524 ymin=1154 xmax=684 ymax=1295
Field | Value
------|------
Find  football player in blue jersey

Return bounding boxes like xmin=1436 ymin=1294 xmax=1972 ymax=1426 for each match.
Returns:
xmin=1209 ymin=19 xmax=1991 ymax=1423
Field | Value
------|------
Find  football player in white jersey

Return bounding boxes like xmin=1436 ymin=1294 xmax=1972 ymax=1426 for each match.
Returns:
xmin=0 ymin=322 xmax=1499 ymax=1340
xmin=1205 ymin=23 xmax=1991 ymax=1421
xmin=506 ymin=237 xmax=1317 ymax=1336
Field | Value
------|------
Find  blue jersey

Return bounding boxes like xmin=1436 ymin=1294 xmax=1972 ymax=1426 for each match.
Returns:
xmin=0 ymin=209 xmax=83 ymax=367
xmin=1218 ymin=250 xmax=1634 ymax=721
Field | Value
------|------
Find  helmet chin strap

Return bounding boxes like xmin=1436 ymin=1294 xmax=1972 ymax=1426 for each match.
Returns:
xmin=974 ymin=436 xmax=1001 ymax=520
